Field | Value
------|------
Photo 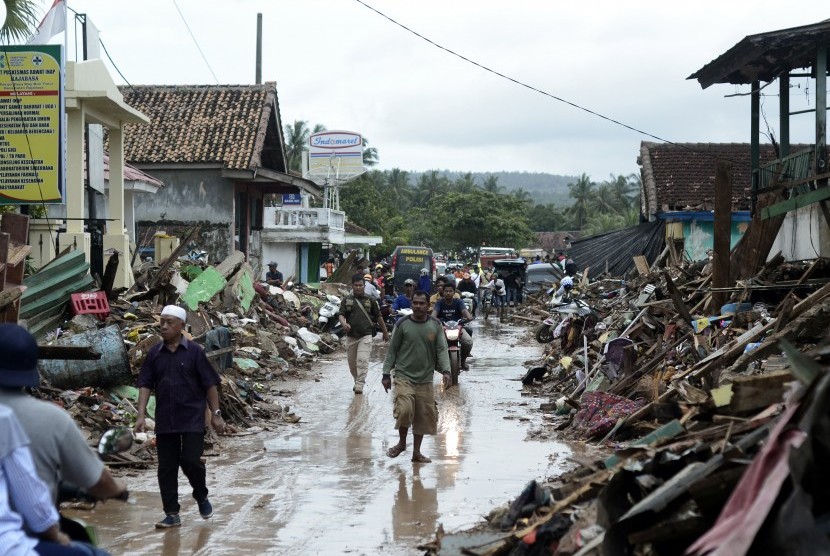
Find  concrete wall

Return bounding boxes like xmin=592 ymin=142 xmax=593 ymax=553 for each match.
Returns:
xmin=769 ymin=204 xmax=830 ymax=261
xmin=133 ymin=169 xmax=235 ymax=261
xmin=680 ymin=220 xmax=749 ymax=261
xmin=262 ymin=242 xmax=297 ymax=281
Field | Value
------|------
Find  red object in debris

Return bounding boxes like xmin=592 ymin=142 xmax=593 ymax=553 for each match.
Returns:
xmin=70 ymin=291 xmax=111 ymax=321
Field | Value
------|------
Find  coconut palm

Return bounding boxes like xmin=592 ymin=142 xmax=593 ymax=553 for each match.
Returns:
xmin=605 ymin=173 xmax=638 ymax=212
xmin=416 ymin=170 xmax=447 ymax=205
xmin=1 ymin=0 xmax=41 ymax=44
xmin=362 ymin=137 xmax=379 ymax=167
xmin=454 ymin=172 xmax=477 ymax=193
xmin=511 ymin=187 xmax=533 ymax=206
xmin=384 ymin=167 xmax=412 ymax=209
xmin=567 ymin=173 xmax=596 ymax=229
xmin=283 ymin=120 xmax=311 ymax=173
xmin=480 ymin=174 xmax=501 ymax=193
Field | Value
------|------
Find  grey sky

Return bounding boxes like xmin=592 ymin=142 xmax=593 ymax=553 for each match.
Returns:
xmin=69 ymin=0 xmax=827 ymax=180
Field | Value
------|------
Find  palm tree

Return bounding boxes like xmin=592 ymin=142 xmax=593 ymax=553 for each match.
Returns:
xmin=511 ymin=187 xmax=533 ymax=206
xmin=384 ymin=167 xmax=412 ymax=208
xmin=454 ymin=172 xmax=476 ymax=193
xmin=567 ymin=173 xmax=596 ymax=229
xmin=481 ymin=174 xmax=502 ymax=193
xmin=283 ymin=120 xmax=311 ymax=173
xmin=1 ymin=0 xmax=41 ymax=43
xmin=416 ymin=170 xmax=447 ymax=205
xmin=605 ymin=173 xmax=638 ymax=213
xmin=362 ymin=137 xmax=379 ymax=167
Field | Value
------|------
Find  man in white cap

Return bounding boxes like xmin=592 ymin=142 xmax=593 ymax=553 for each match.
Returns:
xmin=135 ymin=305 xmax=225 ymax=529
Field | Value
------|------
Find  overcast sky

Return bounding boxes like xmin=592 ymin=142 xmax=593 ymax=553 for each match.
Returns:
xmin=65 ymin=1 xmax=827 ymax=181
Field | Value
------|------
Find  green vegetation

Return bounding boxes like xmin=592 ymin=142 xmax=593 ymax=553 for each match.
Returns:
xmin=283 ymin=120 xmax=642 ymax=254
xmin=338 ymin=169 xmax=641 ymax=255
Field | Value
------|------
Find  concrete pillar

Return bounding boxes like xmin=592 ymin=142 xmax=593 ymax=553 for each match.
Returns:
xmin=106 ymin=128 xmax=125 ymax=234
xmin=27 ymin=219 xmax=61 ymax=270
xmin=102 ymin=127 xmax=134 ymax=288
xmin=60 ymin=107 xmax=90 ymax=259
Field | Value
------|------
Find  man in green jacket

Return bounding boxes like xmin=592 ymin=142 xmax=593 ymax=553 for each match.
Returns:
xmin=382 ymin=290 xmax=451 ymax=464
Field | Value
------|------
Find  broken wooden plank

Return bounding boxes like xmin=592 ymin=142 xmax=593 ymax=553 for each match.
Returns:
xmin=663 ymin=272 xmax=692 ymax=323
xmin=633 ymin=255 xmax=650 ymax=276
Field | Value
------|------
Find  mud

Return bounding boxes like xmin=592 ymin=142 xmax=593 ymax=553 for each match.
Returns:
xmin=84 ymin=318 xmax=570 ymax=554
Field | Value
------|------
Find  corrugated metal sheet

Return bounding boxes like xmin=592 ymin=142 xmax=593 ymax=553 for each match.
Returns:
xmin=567 ymin=221 xmax=665 ymax=278
xmin=19 ymin=250 xmax=94 ymax=338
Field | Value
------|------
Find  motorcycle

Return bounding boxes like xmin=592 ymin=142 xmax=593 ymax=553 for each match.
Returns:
xmin=461 ymin=291 xmax=476 ymax=316
xmin=60 ymin=427 xmax=134 ymax=545
xmin=480 ymin=288 xmax=493 ymax=319
xmin=443 ymin=318 xmax=468 ymax=386
xmin=317 ymin=294 xmax=342 ymax=334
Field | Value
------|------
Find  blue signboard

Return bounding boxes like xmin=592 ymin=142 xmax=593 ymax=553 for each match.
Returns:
xmin=282 ymin=193 xmax=302 ymax=205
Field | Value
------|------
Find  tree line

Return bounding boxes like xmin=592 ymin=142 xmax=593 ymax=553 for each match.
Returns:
xmin=284 ymin=120 xmax=642 ymax=254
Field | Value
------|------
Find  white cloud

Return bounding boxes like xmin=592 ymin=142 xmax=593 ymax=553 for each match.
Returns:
xmin=72 ymin=0 xmax=828 ymax=178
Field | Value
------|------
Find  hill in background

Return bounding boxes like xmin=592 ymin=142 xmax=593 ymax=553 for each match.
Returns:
xmin=407 ymin=170 xmax=578 ymax=206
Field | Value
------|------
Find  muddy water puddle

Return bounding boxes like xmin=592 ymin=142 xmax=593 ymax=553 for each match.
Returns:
xmin=91 ymin=320 xmax=569 ymax=555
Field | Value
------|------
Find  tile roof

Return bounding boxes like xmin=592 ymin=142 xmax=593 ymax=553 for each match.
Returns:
xmin=534 ymin=231 xmax=581 ymax=252
xmin=118 ymin=83 xmax=284 ymax=171
xmin=638 ymin=142 xmax=788 ymax=215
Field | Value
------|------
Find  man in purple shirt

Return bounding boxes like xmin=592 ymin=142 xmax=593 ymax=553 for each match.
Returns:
xmin=135 ymin=305 xmax=225 ymax=529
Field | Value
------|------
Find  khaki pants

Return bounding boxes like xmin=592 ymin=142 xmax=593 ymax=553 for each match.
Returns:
xmin=345 ymin=334 xmax=373 ymax=390
xmin=392 ymin=377 xmax=438 ymax=436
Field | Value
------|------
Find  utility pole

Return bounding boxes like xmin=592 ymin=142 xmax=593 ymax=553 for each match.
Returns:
xmin=255 ymin=14 xmax=262 ymax=84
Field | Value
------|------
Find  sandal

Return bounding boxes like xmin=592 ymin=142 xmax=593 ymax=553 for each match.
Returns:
xmin=411 ymin=454 xmax=432 ymax=464
xmin=386 ymin=444 xmax=406 ymax=458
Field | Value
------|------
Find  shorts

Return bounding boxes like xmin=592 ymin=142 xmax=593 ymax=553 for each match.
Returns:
xmin=392 ymin=377 xmax=438 ymax=436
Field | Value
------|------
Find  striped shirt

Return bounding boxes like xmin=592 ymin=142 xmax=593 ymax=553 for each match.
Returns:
xmin=0 ymin=405 xmax=59 ymax=555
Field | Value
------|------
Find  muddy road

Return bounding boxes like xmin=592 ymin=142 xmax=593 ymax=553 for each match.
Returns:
xmin=86 ymin=318 xmax=570 ymax=555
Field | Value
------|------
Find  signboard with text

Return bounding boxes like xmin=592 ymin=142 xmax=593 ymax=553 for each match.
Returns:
xmin=307 ymin=130 xmax=364 ymax=180
xmin=282 ymin=193 xmax=301 ymax=205
xmin=0 ymin=45 xmax=64 ymax=204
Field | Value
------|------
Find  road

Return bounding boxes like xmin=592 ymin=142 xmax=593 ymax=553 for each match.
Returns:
xmin=84 ymin=318 xmax=570 ymax=555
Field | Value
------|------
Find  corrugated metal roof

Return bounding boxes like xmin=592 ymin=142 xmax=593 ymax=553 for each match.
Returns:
xmin=567 ymin=221 xmax=665 ymax=278
xmin=689 ymin=19 xmax=830 ymax=88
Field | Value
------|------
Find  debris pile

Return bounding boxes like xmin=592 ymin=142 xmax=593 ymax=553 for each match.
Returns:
xmin=24 ymin=248 xmax=347 ymax=465
xmin=435 ymin=255 xmax=830 ymax=555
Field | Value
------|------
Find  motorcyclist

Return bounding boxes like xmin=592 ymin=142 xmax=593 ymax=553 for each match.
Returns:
xmin=457 ymin=272 xmax=478 ymax=316
xmin=417 ymin=268 xmax=432 ymax=294
xmin=429 ymin=276 xmax=460 ymax=310
xmin=363 ymin=273 xmax=381 ymax=300
xmin=391 ymin=279 xmax=415 ymax=326
xmin=431 ymin=282 xmax=474 ymax=370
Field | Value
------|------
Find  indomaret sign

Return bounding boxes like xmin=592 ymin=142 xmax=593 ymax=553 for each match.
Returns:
xmin=307 ymin=130 xmax=364 ymax=180
xmin=0 ymin=45 xmax=64 ymax=204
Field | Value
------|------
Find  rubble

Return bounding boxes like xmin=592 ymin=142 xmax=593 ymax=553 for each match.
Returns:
xmin=435 ymin=254 xmax=830 ymax=555
xmin=19 ymin=246 xmax=345 ymax=468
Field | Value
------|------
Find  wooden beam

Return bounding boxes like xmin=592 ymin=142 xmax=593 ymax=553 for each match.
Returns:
xmin=712 ymin=160 xmax=732 ymax=311
xmin=663 ymin=272 xmax=692 ymax=323
xmin=760 ymin=186 xmax=830 ymax=219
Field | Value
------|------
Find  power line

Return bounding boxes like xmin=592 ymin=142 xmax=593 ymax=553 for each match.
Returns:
xmin=352 ymin=0 xmax=800 ymax=180
xmin=99 ymin=38 xmax=133 ymax=90
xmin=353 ymin=0 xmax=678 ymax=146
xmin=172 ymin=0 xmax=220 ymax=85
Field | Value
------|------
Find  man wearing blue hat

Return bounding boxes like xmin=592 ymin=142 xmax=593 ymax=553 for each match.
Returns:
xmin=135 ymin=305 xmax=225 ymax=529
xmin=0 ymin=323 xmax=127 ymax=505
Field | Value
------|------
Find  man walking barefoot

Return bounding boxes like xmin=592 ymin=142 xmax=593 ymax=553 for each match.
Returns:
xmin=381 ymin=290 xmax=451 ymax=464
